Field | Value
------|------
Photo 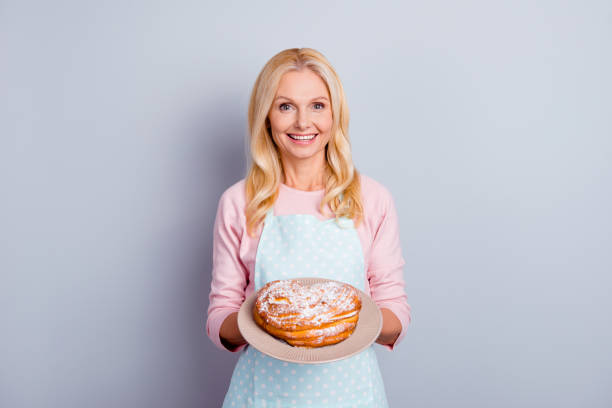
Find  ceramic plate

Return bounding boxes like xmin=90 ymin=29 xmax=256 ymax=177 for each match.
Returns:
xmin=237 ymin=277 xmax=382 ymax=364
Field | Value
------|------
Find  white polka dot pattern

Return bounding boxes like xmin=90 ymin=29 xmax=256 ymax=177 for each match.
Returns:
xmin=254 ymin=214 xmax=365 ymax=290
xmin=222 ymin=209 xmax=389 ymax=407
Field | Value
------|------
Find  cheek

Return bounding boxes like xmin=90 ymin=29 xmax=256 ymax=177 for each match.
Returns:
xmin=318 ymin=115 xmax=333 ymax=134
xmin=319 ymin=123 xmax=333 ymax=144
xmin=269 ymin=114 xmax=291 ymax=133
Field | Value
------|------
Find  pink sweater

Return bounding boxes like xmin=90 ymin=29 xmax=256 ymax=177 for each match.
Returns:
xmin=206 ymin=173 xmax=411 ymax=352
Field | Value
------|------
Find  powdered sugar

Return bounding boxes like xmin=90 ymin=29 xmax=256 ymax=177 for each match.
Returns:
xmin=255 ymin=280 xmax=361 ymax=329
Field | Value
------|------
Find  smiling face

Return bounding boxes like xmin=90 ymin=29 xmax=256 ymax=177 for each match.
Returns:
xmin=267 ymin=69 xmax=333 ymax=167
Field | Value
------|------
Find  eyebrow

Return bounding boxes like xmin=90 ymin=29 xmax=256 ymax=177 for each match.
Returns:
xmin=274 ymin=96 xmax=329 ymax=102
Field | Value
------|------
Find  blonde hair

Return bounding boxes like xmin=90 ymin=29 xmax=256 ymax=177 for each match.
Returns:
xmin=245 ymin=47 xmax=363 ymax=237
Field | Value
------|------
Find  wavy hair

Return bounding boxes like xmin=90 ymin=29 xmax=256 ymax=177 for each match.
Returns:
xmin=245 ymin=47 xmax=363 ymax=237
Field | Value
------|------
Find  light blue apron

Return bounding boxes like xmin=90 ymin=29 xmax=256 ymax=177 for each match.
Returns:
xmin=222 ymin=206 xmax=389 ymax=407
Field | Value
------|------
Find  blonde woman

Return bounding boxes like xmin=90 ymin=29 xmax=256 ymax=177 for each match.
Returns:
xmin=206 ymin=47 xmax=411 ymax=407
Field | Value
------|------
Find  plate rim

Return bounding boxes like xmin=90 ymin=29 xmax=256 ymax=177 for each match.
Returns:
xmin=237 ymin=277 xmax=382 ymax=364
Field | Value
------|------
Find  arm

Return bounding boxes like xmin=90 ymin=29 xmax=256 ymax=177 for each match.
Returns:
xmin=206 ymin=187 xmax=250 ymax=353
xmin=367 ymin=186 xmax=412 ymax=350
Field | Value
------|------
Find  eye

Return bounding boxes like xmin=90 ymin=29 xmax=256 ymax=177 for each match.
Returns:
xmin=313 ymin=102 xmax=325 ymax=110
xmin=279 ymin=103 xmax=292 ymax=111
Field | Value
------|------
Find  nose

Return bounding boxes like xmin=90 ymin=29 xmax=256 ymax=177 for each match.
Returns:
xmin=296 ymin=109 xmax=310 ymax=130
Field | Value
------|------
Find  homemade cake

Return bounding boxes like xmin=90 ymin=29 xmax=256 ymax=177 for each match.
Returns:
xmin=253 ymin=279 xmax=362 ymax=347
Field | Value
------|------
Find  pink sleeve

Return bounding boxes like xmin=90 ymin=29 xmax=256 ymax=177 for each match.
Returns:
xmin=366 ymin=186 xmax=411 ymax=351
xmin=206 ymin=187 xmax=249 ymax=353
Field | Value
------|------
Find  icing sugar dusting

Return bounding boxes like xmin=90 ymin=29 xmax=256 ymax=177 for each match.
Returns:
xmin=255 ymin=280 xmax=361 ymax=329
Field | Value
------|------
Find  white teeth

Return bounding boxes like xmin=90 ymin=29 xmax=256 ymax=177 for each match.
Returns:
xmin=288 ymin=134 xmax=317 ymax=140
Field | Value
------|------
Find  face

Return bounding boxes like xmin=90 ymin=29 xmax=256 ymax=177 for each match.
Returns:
xmin=267 ymin=69 xmax=333 ymax=165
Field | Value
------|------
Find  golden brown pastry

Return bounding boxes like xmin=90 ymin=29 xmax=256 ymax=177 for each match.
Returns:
xmin=253 ymin=279 xmax=361 ymax=347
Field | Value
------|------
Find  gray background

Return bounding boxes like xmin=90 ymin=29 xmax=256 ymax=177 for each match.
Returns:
xmin=2 ymin=1 xmax=611 ymax=407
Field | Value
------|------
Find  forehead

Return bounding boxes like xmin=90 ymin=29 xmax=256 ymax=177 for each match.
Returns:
xmin=275 ymin=69 xmax=329 ymax=100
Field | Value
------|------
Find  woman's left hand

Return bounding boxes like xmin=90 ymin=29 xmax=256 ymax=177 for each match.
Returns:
xmin=375 ymin=308 xmax=402 ymax=346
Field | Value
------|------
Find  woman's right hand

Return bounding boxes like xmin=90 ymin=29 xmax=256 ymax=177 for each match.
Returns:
xmin=219 ymin=312 xmax=247 ymax=351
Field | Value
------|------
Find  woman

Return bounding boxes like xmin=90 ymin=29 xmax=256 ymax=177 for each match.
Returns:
xmin=206 ymin=47 xmax=411 ymax=407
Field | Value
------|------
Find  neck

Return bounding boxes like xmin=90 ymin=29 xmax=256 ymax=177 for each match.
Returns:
xmin=280 ymin=153 xmax=327 ymax=191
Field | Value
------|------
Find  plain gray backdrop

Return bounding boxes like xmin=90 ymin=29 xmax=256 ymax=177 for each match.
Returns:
xmin=2 ymin=1 xmax=611 ymax=407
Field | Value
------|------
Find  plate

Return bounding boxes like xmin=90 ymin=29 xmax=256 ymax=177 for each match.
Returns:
xmin=237 ymin=277 xmax=382 ymax=364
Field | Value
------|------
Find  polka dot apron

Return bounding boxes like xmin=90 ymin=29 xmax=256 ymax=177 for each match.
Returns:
xmin=222 ymin=207 xmax=389 ymax=407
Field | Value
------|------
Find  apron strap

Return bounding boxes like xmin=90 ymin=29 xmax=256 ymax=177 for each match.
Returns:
xmin=265 ymin=206 xmax=274 ymax=221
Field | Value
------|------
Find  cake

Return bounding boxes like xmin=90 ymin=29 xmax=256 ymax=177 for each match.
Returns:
xmin=253 ymin=279 xmax=362 ymax=347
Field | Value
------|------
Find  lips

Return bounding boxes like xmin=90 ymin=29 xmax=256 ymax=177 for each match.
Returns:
xmin=287 ymin=133 xmax=317 ymax=141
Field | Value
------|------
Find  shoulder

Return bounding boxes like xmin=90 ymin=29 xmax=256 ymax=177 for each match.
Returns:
xmin=219 ymin=178 xmax=246 ymax=203
xmin=358 ymin=173 xmax=394 ymax=210
xmin=216 ymin=178 xmax=247 ymax=219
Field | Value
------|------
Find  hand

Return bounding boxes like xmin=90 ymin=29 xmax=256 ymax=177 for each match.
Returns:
xmin=375 ymin=308 xmax=402 ymax=346
xmin=220 ymin=312 xmax=247 ymax=350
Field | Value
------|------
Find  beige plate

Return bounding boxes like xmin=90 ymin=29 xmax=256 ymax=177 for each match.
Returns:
xmin=237 ymin=277 xmax=382 ymax=364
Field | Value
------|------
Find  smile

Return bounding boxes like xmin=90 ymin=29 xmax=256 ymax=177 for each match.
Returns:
xmin=287 ymin=133 xmax=317 ymax=141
